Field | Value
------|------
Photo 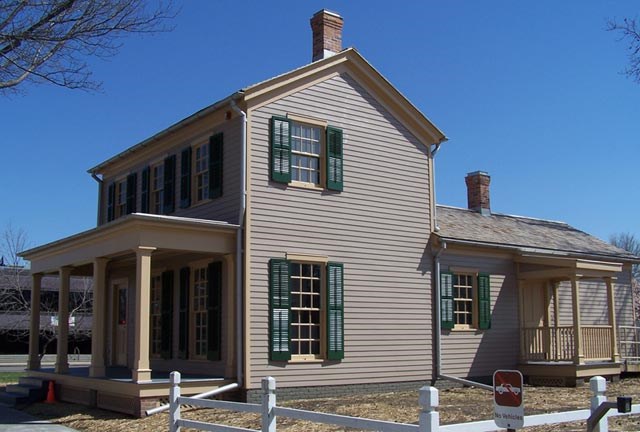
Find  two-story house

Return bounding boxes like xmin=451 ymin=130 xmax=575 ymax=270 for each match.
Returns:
xmin=19 ymin=10 xmax=638 ymax=416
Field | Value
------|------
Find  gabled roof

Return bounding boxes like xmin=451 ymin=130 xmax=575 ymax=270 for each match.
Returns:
xmin=435 ymin=205 xmax=639 ymax=262
xmin=89 ymin=47 xmax=447 ymax=175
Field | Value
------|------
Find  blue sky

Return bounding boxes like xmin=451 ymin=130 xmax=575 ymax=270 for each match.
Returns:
xmin=1 ymin=1 xmax=638 ymax=251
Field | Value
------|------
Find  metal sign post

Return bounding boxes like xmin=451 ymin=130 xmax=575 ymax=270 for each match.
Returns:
xmin=493 ymin=369 xmax=524 ymax=430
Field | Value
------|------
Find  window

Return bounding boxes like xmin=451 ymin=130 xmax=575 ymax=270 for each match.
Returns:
xmin=150 ymin=274 xmax=162 ymax=358
xmin=269 ymin=258 xmax=344 ymax=362
xmin=195 ymin=143 xmax=209 ymax=203
xmin=152 ymin=164 xmax=165 ymax=214
xmin=116 ymin=180 xmax=126 ymax=217
xmin=440 ymin=272 xmax=491 ymax=330
xmin=192 ymin=266 xmax=208 ymax=359
xmin=290 ymin=262 xmax=322 ymax=358
xmin=291 ymin=124 xmax=322 ymax=185
xmin=181 ymin=262 xmax=222 ymax=361
xmin=270 ymin=116 xmax=343 ymax=191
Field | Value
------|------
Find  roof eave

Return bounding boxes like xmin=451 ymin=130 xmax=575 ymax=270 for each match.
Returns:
xmin=434 ymin=234 xmax=640 ymax=264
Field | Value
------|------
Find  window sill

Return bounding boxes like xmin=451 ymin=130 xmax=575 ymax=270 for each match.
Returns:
xmin=288 ymin=181 xmax=324 ymax=191
xmin=289 ymin=357 xmax=325 ymax=364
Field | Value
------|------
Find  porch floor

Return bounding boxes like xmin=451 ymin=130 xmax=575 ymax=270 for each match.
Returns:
xmin=30 ymin=366 xmax=226 ymax=384
xmin=518 ymin=360 xmax=622 ymax=386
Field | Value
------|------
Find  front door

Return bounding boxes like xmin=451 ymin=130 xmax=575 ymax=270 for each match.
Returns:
xmin=523 ymin=281 xmax=549 ymax=360
xmin=114 ymin=283 xmax=128 ymax=366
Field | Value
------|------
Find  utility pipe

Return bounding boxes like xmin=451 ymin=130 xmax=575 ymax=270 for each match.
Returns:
xmin=146 ymin=98 xmax=248 ymax=416
xmin=90 ymin=173 xmax=104 ymax=226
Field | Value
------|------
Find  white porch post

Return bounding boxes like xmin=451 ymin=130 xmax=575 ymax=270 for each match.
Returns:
xmin=132 ymin=246 xmax=155 ymax=383
xmin=28 ymin=273 xmax=43 ymax=370
xmin=55 ymin=266 xmax=72 ymax=373
xmin=553 ymin=281 xmax=560 ymax=361
xmin=571 ymin=277 xmax=585 ymax=365
xmin=605 ymin=277 xmax=620 ymax=362
xmin=90 ymin=258 xmax=108 ymax=377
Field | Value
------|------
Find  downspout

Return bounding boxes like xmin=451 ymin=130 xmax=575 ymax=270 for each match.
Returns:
xmin=146 ymin=99 xmax=248 ymax=416
xmin=230 ymin=99 xmax=247 ymax=391
xmin=433 ymin=239 xmax=492 ymax=391
xmin=90 ymin=173 xmax=103 ymax=226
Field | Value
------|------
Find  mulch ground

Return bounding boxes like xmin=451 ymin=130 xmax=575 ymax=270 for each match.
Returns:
xmin=21 ymin=377 xmax=640 ymax=431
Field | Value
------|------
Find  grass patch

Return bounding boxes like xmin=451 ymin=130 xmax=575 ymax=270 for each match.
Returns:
xmin=0 ymin=372 xmax=24 ymax=384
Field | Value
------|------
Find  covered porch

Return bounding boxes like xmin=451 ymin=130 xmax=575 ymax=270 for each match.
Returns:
xmin=516 ymin=255 xmax=623 ymax=386
xmin=20 ymin=214 xmax=239 ymax=415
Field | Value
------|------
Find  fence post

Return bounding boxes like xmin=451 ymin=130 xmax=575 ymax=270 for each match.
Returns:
xmin=590 ymin=376 xmax=608 ymax=432
xmin=418 ymin=386 xmax=439 ymax=432
xmin=169 ymin=371 xmax=181 ymax=432
xmin=261 ymin=376 xmax=276 ymax=432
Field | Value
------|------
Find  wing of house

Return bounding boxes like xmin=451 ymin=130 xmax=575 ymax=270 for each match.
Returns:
xmin=18 ymin=10 xmax=638 ymax=416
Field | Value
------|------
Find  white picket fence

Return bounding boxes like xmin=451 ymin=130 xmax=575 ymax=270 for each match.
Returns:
xmin=168 ymin=372 xmax=639 ymax=432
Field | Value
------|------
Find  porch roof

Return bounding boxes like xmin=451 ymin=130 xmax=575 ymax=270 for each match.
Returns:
xmin=435 ymin=205 xmax=639 ymax=263
xmin=19 ymin=214 xmax=239 ymax=274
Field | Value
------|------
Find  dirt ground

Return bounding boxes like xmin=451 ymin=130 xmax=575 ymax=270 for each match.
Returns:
xmin=22 ymin=377 xmax=640 ymax=431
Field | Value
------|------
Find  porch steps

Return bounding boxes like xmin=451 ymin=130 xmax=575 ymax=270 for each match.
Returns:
xmin=0 ymin=377 xmax=48 ymax=408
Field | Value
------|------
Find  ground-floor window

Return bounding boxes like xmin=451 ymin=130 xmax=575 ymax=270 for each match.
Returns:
xmin=192 ymin=266 xmax=208 ymax=359
xmin=150 ymin=274 xmax=162 ymax=357
xmin=290 ymin=262 xmax=323 ymax=358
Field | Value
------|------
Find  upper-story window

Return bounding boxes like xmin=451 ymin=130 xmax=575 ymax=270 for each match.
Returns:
xmin=270 ymin=116 xmax=343 ymax=191
xmin=106 ymin=173 xmax=137 ymax=222
xmin=291 ymin=123 xmax=322 ymax=186
xmin=440 ymin=271 xmax=491 ymax=331
xmin=194 ymin=143 xmax=210 ymax=203
xmin=152 ymin=164 xmax=164 ymax=214
xmin=116 ymin=180 xmax=126 ymax=217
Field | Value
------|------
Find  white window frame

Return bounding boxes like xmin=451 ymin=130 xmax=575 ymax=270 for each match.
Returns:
xmin=194 ymin=143 xmax=209 ymax=203
xmin=289 ymin=260 xmax=325 ymax=361
xmin=190 ymin=260 xmax=210 ymax=360
xmin=116 ymin=179 xmax=126 ymax=218
xmin=452 ymin=273 xmax=477 ymax=330
xmin=151 ymin=163 xmax=164 ymax=214
xmin=150 ymin=273 xmax=163 ymax=358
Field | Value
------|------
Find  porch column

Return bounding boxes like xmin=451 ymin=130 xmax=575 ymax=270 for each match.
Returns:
xmin=605 ymin=277 xmax=620 ymax=362
xmin=90 ymin=258 xmax=108 ymax=377
xmin=571 ymin=277 xmax=585 ymax=365
xmin=55 ymin=266 xmax=72 ymax=373
xmin=544 ymin=282 xmax=552 ymax=359
xmin=28 ymin=273 xmax=43 ymax=370
xmin=132 ymin=246 xmax=155 ymax=383
xmin=553 ymin=282 xmax=560 ymax=361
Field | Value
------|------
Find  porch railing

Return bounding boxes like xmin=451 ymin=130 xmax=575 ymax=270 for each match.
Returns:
xmin=619 ymin=325 xmax=640 ymax=362
xmin=521 ymin=325 xmax=613 ymax=362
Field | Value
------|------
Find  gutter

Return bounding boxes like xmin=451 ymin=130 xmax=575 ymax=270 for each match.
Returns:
xmin=147 ymin=97 xmax=248 ymax=416
xmin=432 ymin=239 xmax=493 ymax=392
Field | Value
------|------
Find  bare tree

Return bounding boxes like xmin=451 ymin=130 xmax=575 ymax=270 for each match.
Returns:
xmin=610 ymin=232 xmax=640 ymax=320
xmin=0 ymin=0 xmax=175 ymax=93
xmin=607 ymin=17 xmax=640 ymax=83
xmin=0 ymin=225 xmax=92 ymax=357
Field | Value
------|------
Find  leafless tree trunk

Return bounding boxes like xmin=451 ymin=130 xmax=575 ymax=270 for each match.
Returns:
xmin=607 ymin=17 xmax=640 ymax=83
xmin=0 ymin=0 xmax=175 ymax=93
xmin=0 ymin=225 xmax=92 ymax=356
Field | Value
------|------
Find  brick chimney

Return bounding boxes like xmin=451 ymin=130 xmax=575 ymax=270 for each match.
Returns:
xmin=465 ymin=171 xmax=491 ymax=216
xmin=310 ymin=10 xmax=344 ymax=62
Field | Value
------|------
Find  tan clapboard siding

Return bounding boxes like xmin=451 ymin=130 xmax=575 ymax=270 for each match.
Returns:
xmin=248 ymin=72 xmax=433 ymax=389
xmin=101 ymin=116 xmax=242 ymax=225
xmin=440 ymin=251 xmax=519 ymax=378
xmin=556 ymin=272 xmax=634 ymax=328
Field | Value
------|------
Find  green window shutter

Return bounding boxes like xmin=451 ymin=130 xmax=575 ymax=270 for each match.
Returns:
xmin=161 ymin=270 xmax=174 ymax=359
xmin=163 ymin=155 xmax=176 ymax=214
xmin=180 ymin=147 xmax=192 ymax=208
xmin=126 ymin=173 xmax=137 ymax=214
xmin=209 ymin=133 xmax=223 ymax=199
xmin=326 ymin=262 xmax=344 ymax=360
xmin=269 ymin=258 xmax=291 ymax=361
xmin=326 ymin=127 xmax=344 ymax=191
xmin=478 ymin=273 xmax=491 ymax=330
xmin=178 ymin=267 xmax=190 ymax=359
xmin=207 ymin=262 xmax=222 ymax=361
xmin=440 ymin=272 xmax=454 ymax=330
xmin=106 ymin=182 xmax=115 ymax=222
xmin=270 ymin=116 xmax=291 ymax=183
xmin=141 ymin=167 xmax=150 ymax=213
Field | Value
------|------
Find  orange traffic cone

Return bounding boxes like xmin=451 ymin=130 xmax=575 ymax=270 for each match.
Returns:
xmin=45 ymin=381 xmax=56 ymax=404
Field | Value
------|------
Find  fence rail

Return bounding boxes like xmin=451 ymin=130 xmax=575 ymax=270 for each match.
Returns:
xmin=168 ymin=372 xmax=635 ymax=432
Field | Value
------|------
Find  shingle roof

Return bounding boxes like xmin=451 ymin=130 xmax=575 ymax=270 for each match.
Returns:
xmin=436 ymin=205 xmax=639 ymax=261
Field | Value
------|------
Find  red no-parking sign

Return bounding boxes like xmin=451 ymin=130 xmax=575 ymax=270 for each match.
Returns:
xmin=493 ymin=370 xmax=524 ymax=429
